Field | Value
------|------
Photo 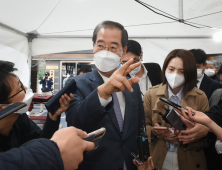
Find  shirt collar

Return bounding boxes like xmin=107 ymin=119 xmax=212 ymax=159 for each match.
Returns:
xmin=98 ymin=71 xmax=109 ymax=83
xmin=197 ymin=73 xmax=204 ymax=82
xmin=168 ymin=85 xmax=183 ymax=101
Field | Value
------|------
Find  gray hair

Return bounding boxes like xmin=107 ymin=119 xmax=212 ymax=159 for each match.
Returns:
xmin=92 ymin=20 xmax=128 ymax=48
xmin=206 ymin=59 xmax=219 ymax=68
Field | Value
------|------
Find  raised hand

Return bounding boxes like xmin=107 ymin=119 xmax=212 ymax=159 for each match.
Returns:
xmin=49 ymin=93 xmax=74 ymax=121
xmin=180 ymin=107 xmax=212 ymax=126
xmin=98 ymin=58 xmax=141 ymax=100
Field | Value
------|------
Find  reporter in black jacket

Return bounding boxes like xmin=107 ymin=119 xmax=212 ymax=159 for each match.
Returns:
xmin=0 ymin=61 xmax=74 ymax=152
xmin=0 ymin=127 xmax=95 ymax=170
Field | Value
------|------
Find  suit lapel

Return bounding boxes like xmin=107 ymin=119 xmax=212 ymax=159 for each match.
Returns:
xmin=89 ymin=69 xmax=121 ymax=133
xmin=122 ymin=89 xmax=133 ymax=138
xmin=199 ymin=74 xmax=209 ymax=92
xmin=89 ymin=69 xmax=104 ymax=90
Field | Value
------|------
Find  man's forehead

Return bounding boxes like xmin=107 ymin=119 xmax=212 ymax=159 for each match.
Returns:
xmin=96 ymin=28 xmax=122 ymax=41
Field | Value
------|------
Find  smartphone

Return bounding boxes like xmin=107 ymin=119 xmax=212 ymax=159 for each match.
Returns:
xmin=45 ymin=79 xmax=77 ymax=115
xmin=166 ymin=109 xmax=187 ymax=131
xmin=0 ymin=102 xmax=27 ymax=120
xmin=84 ymin=127 xmax=106 ymax=149
xmin=159 ymin=97 xmax=194 ymax=116
xmin=153 ymin=127 xmax=168 ymax=130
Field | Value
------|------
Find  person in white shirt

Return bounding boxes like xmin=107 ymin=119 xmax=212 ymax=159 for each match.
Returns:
xmin=121 ymin=40 xmax=161 ymax=97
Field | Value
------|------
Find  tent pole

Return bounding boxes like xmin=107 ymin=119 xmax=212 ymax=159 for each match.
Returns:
xmin=0 ymin=22 xmax=27 ymax=37
xmin=27 ymin=34 xmax=37 ymax=89
xmin=179 ymin=0 xmax=184 ymax=22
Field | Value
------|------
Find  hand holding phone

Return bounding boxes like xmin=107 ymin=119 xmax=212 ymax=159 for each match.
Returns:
xmin=159 ymin=97 xmax=195 ymax=116
xmin=84 ymin=127 xmax=106 ymax=149
xmin=152 ymin=124 xmax=170 ymax=139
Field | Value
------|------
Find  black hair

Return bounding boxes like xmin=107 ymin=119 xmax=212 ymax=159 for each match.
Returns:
xmin=218 ymin=64 xmax=222 ymax=75
xmin=126 ymin=40 xmax=142 ymax=57
xmin=77 ymin=68 xmax=92 ymax=75
xmin=0 ymin=61 xmax=18 ymax=104
xmin=162 ymin=49 xmax=197 ymax=96
xmin=92 ymin=20 xmax=128 ymax=48
xmin=189 ymin=49 xmax=207 ymax=65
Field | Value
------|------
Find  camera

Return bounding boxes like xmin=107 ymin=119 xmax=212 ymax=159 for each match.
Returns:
xmin=137 ymin=128 xmax=150 ymax=162
xmin=45 ymin=75 xmax=48 ymax=80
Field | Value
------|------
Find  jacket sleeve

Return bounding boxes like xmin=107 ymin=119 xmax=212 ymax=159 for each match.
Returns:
xmin=48 ymin=78 xmax=54 ymax=85
xmin=40 ymin=114 xmax=61 ymax=138
xmin=182 ymin=92 xmax=210 ymax=151
xmin=65 ymin=87 xmax=114 ymax=131
xmin=143 ymin=89 xmax=153 ymax=144
xmin=39 ymin=78 xmax=44 ymax=84
xmin=0 ymin=138 xmax=64 ymax=170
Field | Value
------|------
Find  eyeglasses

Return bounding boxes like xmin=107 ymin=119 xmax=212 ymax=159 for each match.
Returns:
xmin=95 ymin=44 xmax=123 ymax=53
xmin=121 ymin=57 xmax=141 ymax=65
xmin=7 ymin=80 xmax=26 ymax=100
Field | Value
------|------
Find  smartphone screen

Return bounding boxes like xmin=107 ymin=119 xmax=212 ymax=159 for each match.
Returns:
xmin=166 ymin=109 xmax=187 ymax=131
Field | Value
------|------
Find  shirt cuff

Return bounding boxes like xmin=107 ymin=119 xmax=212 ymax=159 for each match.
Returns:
xmin=97 ymin=92 xmax=112 ymax=107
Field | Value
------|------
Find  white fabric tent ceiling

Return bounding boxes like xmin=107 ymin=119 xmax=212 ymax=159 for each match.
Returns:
xmin=0 ymin=0 xmax=221 ymax=36
xmin=0 ymin=0 xmax=222 ymax=79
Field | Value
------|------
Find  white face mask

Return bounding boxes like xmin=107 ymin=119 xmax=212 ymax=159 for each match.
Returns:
xmin=130 ymin=64 xmax=141 ymax=75
xmin=16 ymin=89 xmax=34 ymax=114
xmin=165 ymin=71 xmax=185 ymax=89
xmin=205 ymin=69 xmax=216 ymax=77
xmin=94 ymin=50 xmax=121 ymax=73
xmin=67 ymin=75 xmax=70 ymax=78
xmin=197 ymin=69 xmax=203 ymax=79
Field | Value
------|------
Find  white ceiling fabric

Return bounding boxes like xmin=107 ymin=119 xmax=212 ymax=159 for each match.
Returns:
xmin=0 ymin=0 xmax=221 ymax=57
xmin=0 ymin=43 xmax=29 ymax=87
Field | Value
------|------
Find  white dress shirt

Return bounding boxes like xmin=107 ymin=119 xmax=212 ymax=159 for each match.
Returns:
xmin=97 ymin=72 xmax=126 ymax=120
xmin=196 ymin=74 xmax=204 ymax=89
xmin=129 ymin=64 xmax=152 ymax=97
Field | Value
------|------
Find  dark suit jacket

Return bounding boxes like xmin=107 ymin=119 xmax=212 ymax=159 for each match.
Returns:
xmin=127 ymin=63 xmax=162 ymax=87
xmin=199 ymin=74 xmax=222 ymax=100
xmin=65 ymin=69 xmax=145 ymax=170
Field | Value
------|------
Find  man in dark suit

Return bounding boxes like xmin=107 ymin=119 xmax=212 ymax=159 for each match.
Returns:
xmin=189 ymin=49 xmax=221 ymax=100
xmin=65 ymin=21 xmax=146 ymax=170
xmin=121 ymin=40 xmax=161 ymax=97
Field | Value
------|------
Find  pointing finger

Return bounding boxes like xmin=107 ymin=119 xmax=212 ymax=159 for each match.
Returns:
xmin=118 ymin=58 xmax=135 ymax=75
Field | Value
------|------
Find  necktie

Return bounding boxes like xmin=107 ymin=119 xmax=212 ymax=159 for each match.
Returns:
xmin=112 ymin=93 xmax=127 ymax=170
xmin=112 ymin=92 xmax=124 ymax=132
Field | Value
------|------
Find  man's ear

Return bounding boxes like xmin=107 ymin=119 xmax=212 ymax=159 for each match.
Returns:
xmin=204 ymin=63 xmax=207 ymax=68
xmin=123 ymin=46 xmax=127 ymax=56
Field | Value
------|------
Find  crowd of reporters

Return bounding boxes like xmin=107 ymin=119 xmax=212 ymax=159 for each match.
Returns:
xmin=1 ymin=20 xmax=222 ymax=170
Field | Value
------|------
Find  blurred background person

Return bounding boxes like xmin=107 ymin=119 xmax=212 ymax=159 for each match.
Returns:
xmin=144 ymin=49 xmax=209 ymax=170
xmin=63 ymin=72 xmax=70 ymax=87
xmin=0 ymin=60 xmax=74 ymax=152
xmin=189 ymin=49 xmax=221 ymax=100
xmin=218 ymin=64 xmax=222 ymax=85
xmin=205 ymin=59 xmax=220 ymax=82
xmin=121 ymin=40 xmax=161 ymax=97
xmin=77 ymin=67 xmax=92 ymax=75
xmin=208 ymin=65 xmax=222 ymax=107
xmin=39 ymin=72 xmax=53 ymax=113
